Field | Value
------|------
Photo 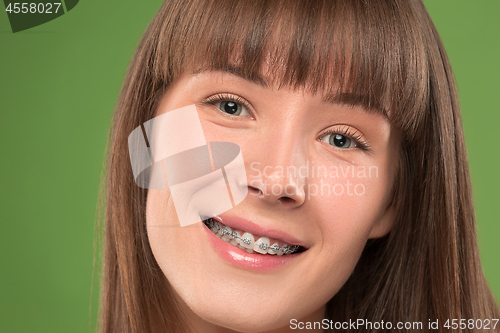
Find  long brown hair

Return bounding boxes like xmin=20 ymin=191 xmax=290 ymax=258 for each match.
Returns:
xmin=98 ymin=0 xmax=500 ymax=332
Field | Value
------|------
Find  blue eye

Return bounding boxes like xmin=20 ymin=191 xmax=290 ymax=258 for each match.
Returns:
xmin=203 ymin=93 xmax=252 ymax=118
xmin=216 ymin=101 xmax=249 ymax=116
xmin=319 ymin=126 xmax=371 ymax=151
xmin=331 ymin=134 xmax=353 ymax=148
xmin=321 ymin=133 xmax=356 ymax=149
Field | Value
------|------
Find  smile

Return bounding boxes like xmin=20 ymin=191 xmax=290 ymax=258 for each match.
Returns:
xmin=202 ymin=217 xmax=304 ymax=255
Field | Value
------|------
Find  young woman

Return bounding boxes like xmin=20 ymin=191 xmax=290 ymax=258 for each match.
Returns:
xmin=99 ymin=0 xmax=500 ymax=332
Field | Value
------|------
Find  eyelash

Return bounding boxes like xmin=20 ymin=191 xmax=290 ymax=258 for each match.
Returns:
xmin=201 ymin=93 xmax=371 ymax=151
xmin=201 ymin=93 xmax=253 ymax=117
xmin=320 ymin=126 xmax=372 ymax=151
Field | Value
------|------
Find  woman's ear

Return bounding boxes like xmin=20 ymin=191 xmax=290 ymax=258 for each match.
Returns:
xmin=368 ymin=204 xmax=396 ymax=239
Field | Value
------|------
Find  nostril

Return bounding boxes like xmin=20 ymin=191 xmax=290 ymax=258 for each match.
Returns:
xmin=277 ymin=197 xmax=294 ymax=204
xmin=248 ymin=185 xmax=263 ymax=196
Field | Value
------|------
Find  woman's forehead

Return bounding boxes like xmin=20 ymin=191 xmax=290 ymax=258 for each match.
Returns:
xmin=155 ymin=0 xmax=430 ymax=138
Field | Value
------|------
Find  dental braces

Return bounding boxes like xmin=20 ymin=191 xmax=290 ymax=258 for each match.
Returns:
xmin=205 ymin=218 xmax=300 ymax=254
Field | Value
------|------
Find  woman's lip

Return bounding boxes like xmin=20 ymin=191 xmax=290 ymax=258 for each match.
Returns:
xmin=215 ymin=214 xmax=306 ymax=247
xmin=202 ymin=222 xmax=302 ymax=271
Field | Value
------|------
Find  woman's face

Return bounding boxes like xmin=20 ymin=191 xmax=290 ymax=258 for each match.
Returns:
xmin=146 ymin=70 xmax=399 ymax=332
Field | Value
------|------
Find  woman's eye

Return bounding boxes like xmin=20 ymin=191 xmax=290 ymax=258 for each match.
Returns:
xmin=215 ymin=101 xmax=250 ymax=117
xmin=320 ymin=133 xmax=357 ymax=149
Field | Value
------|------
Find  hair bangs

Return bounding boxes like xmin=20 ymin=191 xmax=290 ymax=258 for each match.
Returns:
xmin=152 ymin=0 xmax=431 ymax=140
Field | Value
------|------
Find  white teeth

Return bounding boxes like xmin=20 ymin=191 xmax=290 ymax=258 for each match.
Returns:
xmin=232 ymin=230 xmax=241 ymax=245
xmin=268 ymin=242 xmax=280 ymax=255
xmin=221 ymin=226 xmax=232 ymax=241
xmin=205 ymin=218 xmax=300 ymax=255
xmin=216 ymin=223 xmax=224 ymax=235
xmin=277 ymin=243 xmax=287 ymax=256
xmin=254 ymin=237 xmax=270 ymax=254
xmin=233 ymin=231 xmax=243 ymax=246
xmin=240 ymin=232 xmax=255 ymax=249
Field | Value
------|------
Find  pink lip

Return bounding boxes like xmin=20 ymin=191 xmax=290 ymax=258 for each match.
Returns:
xmin=203 ymin=223 xmax=303 ymax=271
xmin=216 ymin=214 xmax=305 ymax=246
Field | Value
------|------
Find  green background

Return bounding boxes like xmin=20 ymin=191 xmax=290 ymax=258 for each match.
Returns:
xmin=0 ymin=1 xmax=498 ymax=332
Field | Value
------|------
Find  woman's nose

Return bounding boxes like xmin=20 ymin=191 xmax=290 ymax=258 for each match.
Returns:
xmin=247 ymin=168 xmax=306 ymax=207
xmin=245 ymin=130 xmax=308 ymax=208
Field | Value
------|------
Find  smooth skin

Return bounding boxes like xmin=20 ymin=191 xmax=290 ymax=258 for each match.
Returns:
xmin=146 ymin=70 xmax=399 ymax=332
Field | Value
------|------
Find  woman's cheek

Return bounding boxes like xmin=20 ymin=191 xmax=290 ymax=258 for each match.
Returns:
xmin=311 ymin=169 xmax=390 ymax=254
xmin=146 ymin=189 xmax=191 ymax=278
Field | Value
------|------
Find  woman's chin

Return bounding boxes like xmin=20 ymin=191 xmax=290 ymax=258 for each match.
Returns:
xmin=183 ymin=295 xmax=322 ymax=333
xmin=171 ymin=274 xmax=330 ymax=333
xmin=198 ymin=305 xmax=286 ymax=332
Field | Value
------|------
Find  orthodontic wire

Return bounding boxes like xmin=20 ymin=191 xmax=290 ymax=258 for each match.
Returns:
xmin=205 ymin=218 xmax=300 ymax=254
